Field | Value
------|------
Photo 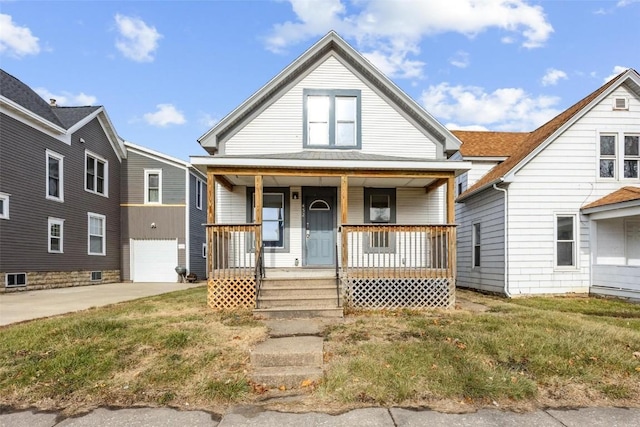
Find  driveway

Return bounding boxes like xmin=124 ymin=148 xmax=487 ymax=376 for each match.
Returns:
xmin=0 ymin=282 xmax=204 ymax=326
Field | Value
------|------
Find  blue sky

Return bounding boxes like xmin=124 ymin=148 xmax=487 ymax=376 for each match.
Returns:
xmin=1 ymin=0 xmax=639 ymax=161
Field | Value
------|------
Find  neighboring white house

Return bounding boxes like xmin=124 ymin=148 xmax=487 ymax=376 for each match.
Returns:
xmin=455 ymin=68 xmax=640 ymax=300
xmin=190 ymin=31 xmax=470 ymax=311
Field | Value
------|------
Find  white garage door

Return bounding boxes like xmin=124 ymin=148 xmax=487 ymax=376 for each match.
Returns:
xmin=131 ymin=239 xmax=178 ymax=282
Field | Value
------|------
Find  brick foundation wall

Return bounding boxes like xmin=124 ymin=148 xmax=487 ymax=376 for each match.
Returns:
xmin=1 ymin=270 xmax=121 ymax=292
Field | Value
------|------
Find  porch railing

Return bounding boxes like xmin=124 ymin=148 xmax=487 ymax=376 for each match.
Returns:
xmin=340 ymin=224 xmax=456 ymax=308
xmin=206 ymin=223 xmax=260 ymax=310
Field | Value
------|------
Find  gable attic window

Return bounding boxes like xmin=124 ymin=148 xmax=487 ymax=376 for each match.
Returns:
xmin=613 ymin=97 xmax=628 ymax=110
xmin=303 ymin=89 xmax=361 ymax=148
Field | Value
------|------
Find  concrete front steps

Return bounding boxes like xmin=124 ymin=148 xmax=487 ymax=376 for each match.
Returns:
xmin=250 ymin=336 xmax=324 ymax=388
xmin=253 ymin=269 xmax=343 ymax=319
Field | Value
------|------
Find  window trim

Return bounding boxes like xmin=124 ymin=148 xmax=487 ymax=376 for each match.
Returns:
xmin=246 ymin=187 xmax=290 ymax=252
xmin=48 ymin=217 xmax=65 ymax=253
xmin=364 ymin=188 xmax=396 ymax=254
xmin=195 ymin=178 xmax=204 ymax=210
xmin=5 ymin=272 xmax=27 ymax=288
xmin=0 ymin=192 xmax=10 ymax=220
xmin=85 ymin=150 xmax=109 ymax=197
xmin=623 ymin=134 xmax=640 ymax=180
xmin=202 ymin=242 xmax=207 ymax=259
xmin=555 ymin=213 xmax=578 ymax=269
xmin=46 ymin=149 xmax=64 ymax=202
xmin=472 ymin=222 xmax=481 ymax=268
xmin=303 ymin=89 xmax=362 ymax=149
xmin=87 ymin=212 xmax=106 ymax=256
xmin=144 ymin=169 xmax=162 ymax=204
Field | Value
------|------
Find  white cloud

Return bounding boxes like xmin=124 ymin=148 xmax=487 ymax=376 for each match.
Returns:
xmin=0 ymin=13 xmax=40 ymax=57
xmin=617 ymin=0 xmax=640 ymax=6
xmin=421 ymin=82 xmax=561 ymax=131
xmin=143 ymin=104 xmax=186 ymax=127
xmin=541 ymin=68 xmax=568 ymax=86
xmin=446 ymin=123 xmax=489 ymax=131
xmin=34 ymin=87 xmax=98 ymax=106
xmin=198 ymin=113 xmax=219 ymax=128
xmin=449 ymin=51 xmax=470 ymax=69
xmin=114 ymin=14 xmax=162 ymax=62
xmin=265 ymin=0 xmax=553 ymax=78
xmin=603 ymin=65 xmax=629 ymax=83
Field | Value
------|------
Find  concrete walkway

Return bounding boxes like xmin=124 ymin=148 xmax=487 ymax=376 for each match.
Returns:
xmin=2 ymin=406 xmax=639 ymax=426
xmin=0 ymin=281 xmax=204 ymax=326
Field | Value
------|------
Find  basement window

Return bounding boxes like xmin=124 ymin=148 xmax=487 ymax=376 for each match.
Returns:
xmin=6 ymin=273 xmax=27 ymax=287
xmin=90 ymin=271 xmax=103 ymax=281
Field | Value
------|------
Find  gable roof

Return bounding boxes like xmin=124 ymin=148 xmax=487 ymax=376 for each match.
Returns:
xmin=582 ymin=186 xmax=640 ymax=212
xmin=1 ymin=68 xmax=126 ymax=160
xmin=457 ymin=68 xmax=640 ymax=201
xmin=452 ymin=130 xmax=529 ymax=158
xmin=198 ymin=31 xmax=461 ymax=155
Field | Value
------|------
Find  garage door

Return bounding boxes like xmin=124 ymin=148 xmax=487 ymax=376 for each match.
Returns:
xmin=131 ymin=239 xmax=178 ymax=282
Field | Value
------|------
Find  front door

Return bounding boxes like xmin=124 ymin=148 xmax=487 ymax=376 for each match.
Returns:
xmin=303 ymin=187 xmax=336 ymax=266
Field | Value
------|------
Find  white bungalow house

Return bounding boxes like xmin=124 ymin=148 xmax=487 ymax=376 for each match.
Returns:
xmin=455 ymin=68 xmax=640 ymax=300
xmin=190 ymin=32 xmax=470 ymax=313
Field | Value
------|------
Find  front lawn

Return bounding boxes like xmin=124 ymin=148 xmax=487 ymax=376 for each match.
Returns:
xmin=0 ymin=287 xmax=638 ymax=415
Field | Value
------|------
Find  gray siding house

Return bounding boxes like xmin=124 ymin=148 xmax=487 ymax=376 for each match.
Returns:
xmin=121 ymin=142 xmax=207 ymax=282
xmin=0 ymin=69 xmax=126 ymax=291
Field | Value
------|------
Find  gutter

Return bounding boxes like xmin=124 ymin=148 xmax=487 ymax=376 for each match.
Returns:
xmin=493 ymin=182 xmax=511 ymax=297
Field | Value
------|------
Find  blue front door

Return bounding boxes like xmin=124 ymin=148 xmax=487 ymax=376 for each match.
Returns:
xmin=303 ymin=188 xmax=336 ymax=266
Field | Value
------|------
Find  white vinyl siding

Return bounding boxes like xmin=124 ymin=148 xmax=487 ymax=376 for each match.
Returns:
xmin=455 ymin=188 xmax=505 ymax=293
xmin=222 ymin=55 xmax=439 ymax=159
xmin=215 ymin=185 xmax=444 ymax=269
xmin=502 ymin=85 xmax=640 ymax=295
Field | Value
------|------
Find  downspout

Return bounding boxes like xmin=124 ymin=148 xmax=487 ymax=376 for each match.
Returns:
xmin=493 ymin=182 xmax=511 ymax=297
xmin=185 ymin=168 xmax=190 ymax=276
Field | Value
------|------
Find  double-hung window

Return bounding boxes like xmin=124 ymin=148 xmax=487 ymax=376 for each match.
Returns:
xmin=624 ymin=135 xmax=639 ymax=179
xmin=472 ymin=223 xmax=481 ymax=267
xmin=85 ymin=151 xmax=108 ymax=196
xmin=599 ymin=133 xmax=640 ymax=179
xmin=0 ymin=193 xmax=9 ymax=219
xmin=46 ymin=150 xmax=64 ymax=202
xmin=145 ymin=170 xmax=162 ymax=204
xmin=556 ymin=214 xmax=577 ymax=268
xmin=48 ymin=217 xmax=64 ymax=253
xmin=247 ymin=188 xmax=289 ymax=250
xmin=88 ymin=212 xmax=106 ymax=255
xmin=364 ymin=188 xmax=396 ymax=253
xmin=303 ymin=89 xmax=361 ymax=148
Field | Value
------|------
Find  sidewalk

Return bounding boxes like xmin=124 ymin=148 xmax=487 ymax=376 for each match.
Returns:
xmin=2 ymin=406 xmax=639 ymax=426
xmin=0 ymin=281 xmax=204 ymax=326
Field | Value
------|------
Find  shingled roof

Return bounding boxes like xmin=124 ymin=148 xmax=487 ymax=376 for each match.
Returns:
xmin=452 ymin=130 xmax=529 ymax=157
xmin=1 ymin=69 xmax=100 ymax=129
xmin=582 ymin=186 xmax=640 ymax=211
xmin=457 ymin=68 xmax=640 ymax=201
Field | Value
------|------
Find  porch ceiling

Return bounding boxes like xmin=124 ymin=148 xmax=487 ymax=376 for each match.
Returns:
xmin=221 ymin=174 xmax=439 ymax=188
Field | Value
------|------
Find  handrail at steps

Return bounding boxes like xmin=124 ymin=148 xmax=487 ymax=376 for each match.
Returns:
xmin=254 ymin=243 xmax=264 ymax=309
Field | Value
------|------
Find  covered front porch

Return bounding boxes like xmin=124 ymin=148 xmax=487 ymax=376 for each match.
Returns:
xmin=195 ymin=154 xmax=467 ymax=312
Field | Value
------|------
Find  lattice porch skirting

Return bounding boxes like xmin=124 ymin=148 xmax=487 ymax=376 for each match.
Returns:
xmin=207 ymin=277 xmax=256 ymax=310
xmin=342 ymin=276 xmax=455 ymax=309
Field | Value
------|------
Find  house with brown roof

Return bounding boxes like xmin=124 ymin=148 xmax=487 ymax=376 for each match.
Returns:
xmin=454 ymin=68 xmax=640 ymax=300
xmin=190 ymin=32 xmax=470 ymax=315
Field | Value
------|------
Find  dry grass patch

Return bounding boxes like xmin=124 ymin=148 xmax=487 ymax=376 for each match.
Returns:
xmin=0 ymin=286 xmax=267 ymax=415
